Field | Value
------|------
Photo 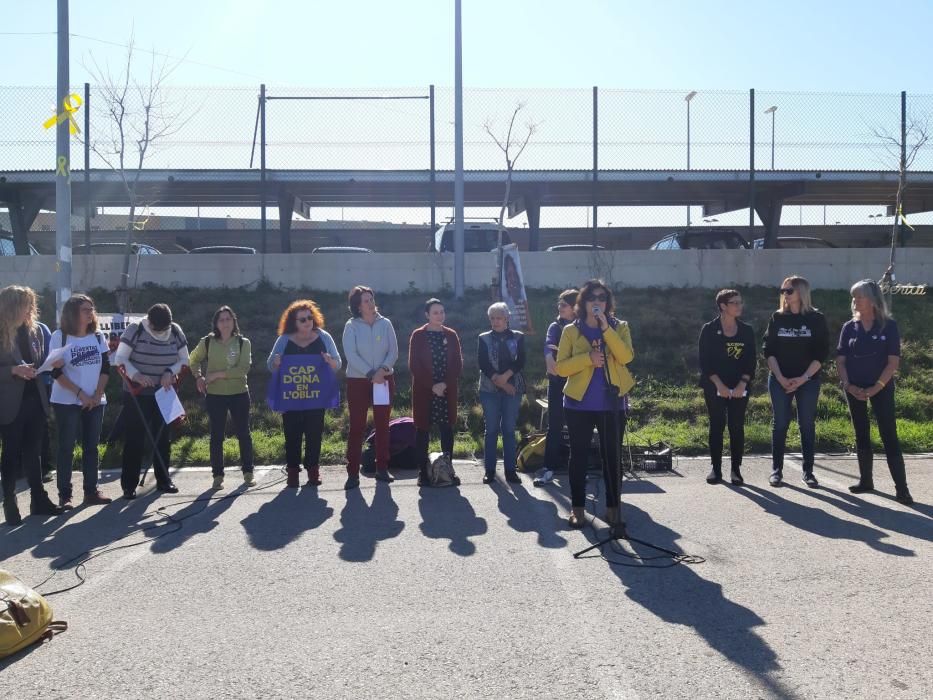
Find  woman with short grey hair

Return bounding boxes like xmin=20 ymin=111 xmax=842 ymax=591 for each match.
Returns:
xmin=836 ymin=279 xmax=912 ymax=504
xmin=477 ymin=302 xmax=526 ymax=484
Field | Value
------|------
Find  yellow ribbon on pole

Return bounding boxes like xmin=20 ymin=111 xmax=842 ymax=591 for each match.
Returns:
xmin=42 ymin=93 xmax=83 ymax=135
xmin=55 ymin=156 xmax=69 ymax=177
xmin=898 ymin=204 xmax=915 ymax=231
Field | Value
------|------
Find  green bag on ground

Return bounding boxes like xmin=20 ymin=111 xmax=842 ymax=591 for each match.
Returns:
xmin=1 ymin=569 xmax=67 ymax=659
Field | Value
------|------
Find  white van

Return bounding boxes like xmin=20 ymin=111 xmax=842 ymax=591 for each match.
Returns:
xmin=431 ymin=220 xmax=513 ymax=252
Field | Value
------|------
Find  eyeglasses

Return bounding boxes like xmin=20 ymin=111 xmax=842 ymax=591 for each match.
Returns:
xmin=296 ymin=315 xmax=313 ymax=324
xmin=780 ymin=288 xmax=795 ymax=295
xmin=727 ymin=300 xmax=744 ymax=305
xmin=586 ymin=293 xmax=608 ymax=302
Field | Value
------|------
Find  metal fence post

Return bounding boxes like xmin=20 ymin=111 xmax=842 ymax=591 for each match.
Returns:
xmin=592 ymin=85 xmax=599 ymax=247
xmin=429 ymin=84 xmax=436 ymax=235
xmin=260 ymin=83 xmax=267 ymax=254
xmin=749 ymin=88 xmax=756 ymax=237
xmin=84 ymin=81 xmax=90 ymax=249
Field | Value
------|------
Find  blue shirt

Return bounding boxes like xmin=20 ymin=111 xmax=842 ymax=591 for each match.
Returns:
xmin=836 ymin=318 xmax=900 ymax=387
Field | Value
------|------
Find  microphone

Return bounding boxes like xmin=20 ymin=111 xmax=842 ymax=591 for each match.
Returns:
xmin=592 ymin=305 xmax=601 ymax=315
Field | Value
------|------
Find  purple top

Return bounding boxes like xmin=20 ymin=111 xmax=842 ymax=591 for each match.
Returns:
xmin=836 ymin=318 xmax=900 ymax=387
xmin=545 ymin=318 xmax=571 ymax=377
xmin=563 ymin=322 xmax=621 ymax=412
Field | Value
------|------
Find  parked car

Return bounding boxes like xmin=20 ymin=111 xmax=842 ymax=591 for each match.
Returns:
xmin=545 ymin=244 xmax=607 ymax=252
xmin=752 ymin=236 xmax=836 ymax=249
xmin=0 ymin=236 xmax=40 ymax=255
xmin=649 ymin=229 xmax=750 ymax=250
xmin=432 ymin=221 xmax=513 ymax=253
xmin=311 ymin=246 xmax=374 ymax=254
xmin=187 ymin=246 xmax=257 ymax=254
xmin=73 ymin=242 xmax=162 ymax=255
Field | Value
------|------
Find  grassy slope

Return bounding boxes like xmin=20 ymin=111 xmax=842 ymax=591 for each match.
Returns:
xmin=40 ymin=282 xmax=933 ymax=467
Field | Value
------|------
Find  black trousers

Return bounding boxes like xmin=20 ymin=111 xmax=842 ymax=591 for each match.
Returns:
xmin=703 ymin=388 xmax=749 ymax=471
xmin=121 ymin=393 xmax=172 ymax=493
xmin=0 ymin=391 xmax=47 ymax=500
xmin=845 ymin=383 xmax=908 ymax=491
xmin=416 ymin=423 xmax=454 ymax=473
xmin=565 ymin=407 xmax=626 ymax=509
xmin=283 ymin=409 xmax=325 ymax=470
xmin=205 ymin=392 xmax=254 ymax=475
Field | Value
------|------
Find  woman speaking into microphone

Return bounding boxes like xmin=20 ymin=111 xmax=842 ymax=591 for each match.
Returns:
xmin=555 ymin=280 xmax=635 ymax=529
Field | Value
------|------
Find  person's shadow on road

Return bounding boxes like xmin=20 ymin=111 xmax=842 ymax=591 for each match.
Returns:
xmin=150 ymin=487 xmax=243 ymax=554
xmin=241 ymin=487 xmax=334 ymax=551
xmin=418 ymin=485 xmax=487 ymax=556
xmin=332 ymin=482 xmax=405 ymax=562
xmin=735 ymin=484 xmax=914 ymax=556
xmin=493 ymin=480 xmax=568 ymax=549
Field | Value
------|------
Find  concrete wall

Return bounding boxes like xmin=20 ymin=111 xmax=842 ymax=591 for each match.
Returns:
xmin=2 ymin=249 xmax=931 ymax=293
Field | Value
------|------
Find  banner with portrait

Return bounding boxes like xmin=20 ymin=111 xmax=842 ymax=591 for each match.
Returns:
xmin=498 ymin=243 xmax=533 ymax=331
xmin=266 ymin=354 xmax=340 ymax=412
xmin=97 ymin=313 xmax=145 ymax=354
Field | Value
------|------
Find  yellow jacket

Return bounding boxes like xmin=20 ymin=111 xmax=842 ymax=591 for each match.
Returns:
xmin=555 ymin=320 xmax=635 ymax=399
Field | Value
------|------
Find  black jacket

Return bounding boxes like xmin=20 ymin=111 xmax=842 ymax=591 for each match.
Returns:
xmin=698 ymin=318 xmax=757 ymax=390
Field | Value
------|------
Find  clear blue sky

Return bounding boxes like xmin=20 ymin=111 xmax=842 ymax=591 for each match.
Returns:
xmin=2 ymin=0 xmax=932 ymax=91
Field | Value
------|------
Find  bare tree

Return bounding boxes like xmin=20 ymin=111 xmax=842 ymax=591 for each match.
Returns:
xmin=871 ymin=115 xmax=930 ymax=304
xmin=85 ymin=36 xmax=192 ymax=312
xmin=484 ymin=103 xmax=538 ymax=292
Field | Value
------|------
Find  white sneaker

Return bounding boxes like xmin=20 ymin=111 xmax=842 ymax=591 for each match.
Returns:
xmin=533 ymin=468 xmax=554 ymax=486
xmin=243 ymin=471 xmax=256 ymax=487
xmin=212 ymin=475 xmax=224 ymax=490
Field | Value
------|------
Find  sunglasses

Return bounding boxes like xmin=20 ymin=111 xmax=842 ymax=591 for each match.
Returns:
xmin=586 ymin=293 xmax=608 ymax=302
xmin=296 ymin=315 xmax=313 ymax=323
xmin=780 ymin=288 xmax=795 ymax=295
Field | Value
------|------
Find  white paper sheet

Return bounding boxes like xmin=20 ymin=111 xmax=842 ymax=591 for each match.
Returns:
xmin=36 ymin=344 xmax=73 ymax=373
xmin=155 ymin=385 xmax=186 ymax=423
xmin=372 ymin=381 xmax=390 ymax=406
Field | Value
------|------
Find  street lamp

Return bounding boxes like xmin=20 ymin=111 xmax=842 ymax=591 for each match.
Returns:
xmin=764 ymin=105 xmax=777 ymax=169
xmin=685 ymin=91 xmax=697 ymax=226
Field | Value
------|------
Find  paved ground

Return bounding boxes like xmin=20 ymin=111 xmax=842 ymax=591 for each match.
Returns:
xmin=1 ymin=454 xmax=931 ymax=699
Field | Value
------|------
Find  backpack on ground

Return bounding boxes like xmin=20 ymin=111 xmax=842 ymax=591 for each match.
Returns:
xmin=427 ymin=452 xmax=458 ymax=487
xmin=1 ymin=569 xmax=67 ymax=660
xmin=361 ymin=417 xmax=417 ymax=474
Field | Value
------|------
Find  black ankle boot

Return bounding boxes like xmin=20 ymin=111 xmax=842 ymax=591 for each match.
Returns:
xmin=706 ymin=467 xmax=722 ymax=484
xmin=730 ymin=466 xmax=744 ymax=485
xmin=30 ymin=491 xmax=64 ymax=516
xmin=3 ymin=497 xmax=22 ymax=525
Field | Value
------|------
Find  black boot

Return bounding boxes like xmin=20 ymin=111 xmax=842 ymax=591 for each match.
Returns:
xmin=30 ymin=491 xmax=64 ymax=516
xmin=729 ymin=465 xmax=744 ymax=485
xmin=3 ymin=496 xmax=22 ymax=526
xmin=706 ymin=466 xmax=722 ymax=484
xmin=849 ymin=450 xmax=875 ymax=493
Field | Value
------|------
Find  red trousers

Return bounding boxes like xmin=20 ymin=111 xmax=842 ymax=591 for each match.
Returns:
xmin=345 ymin=376 xmax=394 ymax=475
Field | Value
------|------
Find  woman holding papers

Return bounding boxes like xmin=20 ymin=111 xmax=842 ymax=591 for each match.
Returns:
xmin=48 ymin=294 xmax=113 ymax=509
xmin=408 ymin=298 xmax=463 ymax=486
xmin=342 ymin=285 xmax=399 ymax=490
xmin=113 ymin=304 xmax=189 ymax=499
xmin=0 ymin=285 xmax=63 ymax=525
xmin=268 ymin=300 xmax=341 ymax=489
xmin=190 ymin=306 xmax=255 ymax=490
xmin=697 ymin=289 xmax=756 ymax=486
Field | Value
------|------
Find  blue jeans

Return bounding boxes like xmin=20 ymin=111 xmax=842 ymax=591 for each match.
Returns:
xmin=768 ymin=374 xmax=821 ymax=474
xmin=54 ymin=403 xmax=104 ymax=498
xmin=480 ymin=390 xmax=521 ymax=474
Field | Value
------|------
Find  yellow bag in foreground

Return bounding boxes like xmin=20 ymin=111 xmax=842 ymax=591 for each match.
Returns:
xmin=1 ymin=569 xmax=67 ymax=659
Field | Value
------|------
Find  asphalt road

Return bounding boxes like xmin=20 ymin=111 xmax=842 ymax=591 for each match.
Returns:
xmin=2 ymin=454 xmax=931 ymax=699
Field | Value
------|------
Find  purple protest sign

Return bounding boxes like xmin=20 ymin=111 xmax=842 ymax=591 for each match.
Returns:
xmin=266 ymin=354 xmax=340 ymax=412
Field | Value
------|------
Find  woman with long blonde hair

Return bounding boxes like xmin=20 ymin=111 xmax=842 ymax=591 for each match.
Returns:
xmin=836 ymin=279 xmax=913 ymax=504
xmin=0 ymin=285 xmax=63 ymax=525
xmin=763 ymin=276 xmax=829 ymax=488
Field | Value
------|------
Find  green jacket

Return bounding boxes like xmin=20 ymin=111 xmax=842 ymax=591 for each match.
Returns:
xmin=189 ymin=335 xmax=252 ymax=395
xmin=555 ymin=321 xmax=635 ymax=399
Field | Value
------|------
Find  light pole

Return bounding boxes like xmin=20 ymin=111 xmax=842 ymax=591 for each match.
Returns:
xmin=685 ymin=90 xmax=697 ymax=226
xmin=764 ymin=105 xmax=777 ymax=169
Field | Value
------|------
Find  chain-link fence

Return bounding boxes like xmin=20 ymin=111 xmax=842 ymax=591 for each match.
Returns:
xmin=2 ymin=85 xmax=932 ymax=246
